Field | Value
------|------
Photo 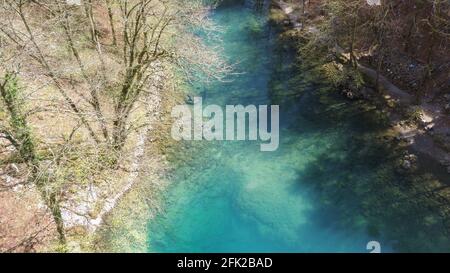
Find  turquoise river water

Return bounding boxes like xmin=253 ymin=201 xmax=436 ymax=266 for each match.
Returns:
xmin=144 ymin=0 xmax=450 ymax=253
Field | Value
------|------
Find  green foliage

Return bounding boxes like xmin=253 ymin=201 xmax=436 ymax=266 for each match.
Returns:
xmin=0 ymin=73 xmax=36 ymax=163
xmin=405 ymin=106 xmax=423 ymax=124
xmin=298 ymin=11 xmax=366 ymax=90
xmin=322 ymin=62 xmax=347 ymax=86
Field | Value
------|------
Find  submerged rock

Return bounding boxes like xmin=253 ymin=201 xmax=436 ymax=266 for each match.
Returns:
xmin=400 ymin=154 xmax=418 ymax=170
xmin=402 ymin=160 xmax=412 ymax=170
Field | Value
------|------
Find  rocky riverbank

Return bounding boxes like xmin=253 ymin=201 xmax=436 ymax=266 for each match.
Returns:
xmin=88 ymin=69 xmax=189 ymax=253
xmin=61 ymin=62 xmax=165 ymax=232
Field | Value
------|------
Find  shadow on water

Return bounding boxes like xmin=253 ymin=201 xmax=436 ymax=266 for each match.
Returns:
xmin=287 ymin=84 xmax=450 ymax=252
xmin=297 ymin=130 xmax=450 ymax=252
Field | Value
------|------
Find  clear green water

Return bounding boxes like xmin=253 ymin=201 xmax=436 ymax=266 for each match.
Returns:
xmin=145 ymin=0 xmax=450 ymax=253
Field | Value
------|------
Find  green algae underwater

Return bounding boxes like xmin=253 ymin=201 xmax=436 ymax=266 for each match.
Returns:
xmin=105 ymin=0 xmax=450 ymax=253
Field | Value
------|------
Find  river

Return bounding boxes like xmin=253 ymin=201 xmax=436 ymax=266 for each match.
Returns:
xmin=144 ymin=0 xmax=450 ymax=253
